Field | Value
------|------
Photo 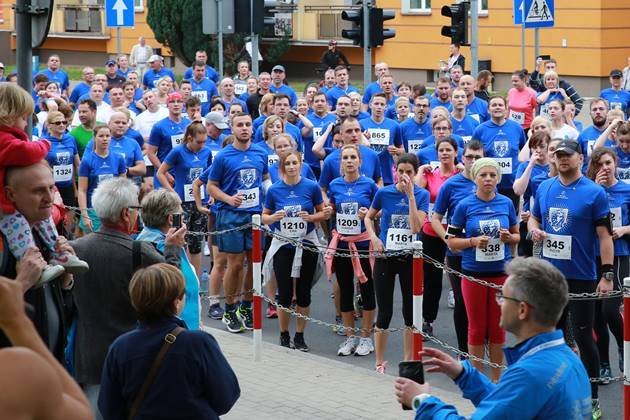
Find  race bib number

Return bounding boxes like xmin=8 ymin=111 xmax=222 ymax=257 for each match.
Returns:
xmin=493 ymin=158 xmax=513 ymax=175
xmin=385 ymin=228 xmax=413 ymax=250
xmin=617 ymin=167 xmax=630 ymax=183
xmin=336 ymin=213 xmax=361 ymax=235
xmin=171 ymin=134 xmax=184 ymax=148
xmin=407 ymin=140 xmax=423 ymax=153
xmin=237 ymin=188 xmax=259 ymax=209
xmin=610 ymin=102 xmax=623 ymax=111
xmin=368 ymin=129 xmax=390 ymax=151
xmin=475 ymin=238 xmax=504 ymax=262
xmin=234 ymin=84 xmax=247 ymax=96
xmin=267 ymin=154 xmax=279 ymax=167
xmin=98 ymin=174 xmax=114 ymax=183
xmin=280 ymin=217 xmax=307 ymax=238
xmin=53 ymin=164 xmax=72 ymax=182
xmin=313 ymin=127 xmax=323 ymax=139
xmin=191 ymin=90 xmax=208 ymax=103
xmin=184 ymin=183 xmax=205 ymax=202
xmin=611 ymin=207 xmax=622 ymax=229
xmin=542 ymin=233 xmax=572 ymax=260
xmin=462 ymin=136 xmax=472 ymax=145
xmin=509 ymin=110 xmax=525 ymax=125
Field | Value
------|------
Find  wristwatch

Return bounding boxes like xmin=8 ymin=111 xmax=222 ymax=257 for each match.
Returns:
xmin=412 ymin=393 xmax=432 ymax=410
xmin=602 ymin=272 xmax=614 ymax=282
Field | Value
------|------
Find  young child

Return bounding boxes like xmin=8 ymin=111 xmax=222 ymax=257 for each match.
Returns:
xmin=0 ymin=83 xmax=89 ymax=286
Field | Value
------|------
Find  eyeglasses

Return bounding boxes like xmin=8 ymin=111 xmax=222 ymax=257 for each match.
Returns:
xmin=50 ymin=120 xmax=67 ymax=126
xmin=128 ymin=205 xmax=143 ymax=211
xmin=434 ymin=126 xmax=450 ymax=132
xmin=464 ymin=154 xmax=483 ymax=160
xmin=495 ymin=292 xmax=528 ymax=306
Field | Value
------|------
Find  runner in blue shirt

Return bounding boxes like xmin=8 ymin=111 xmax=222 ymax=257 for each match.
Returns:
xmin=142 ymin=55 xmax=176 ymax=90
xmin=450 ymin=87 xmax=479 ymax=144
xmin=365 ymin=153 xmax=429 ymax=374
xmin=43 ymin=111 xmax=80 ymax=206
xmin=416 ymin=117 xmax=464 ymax=168
xmin=400 ymin=96 xmax=432 ymax=154
xmin=68 ymin=67 xmax=94 ymax=106
xmin=325 ymin=66 xmax=360 ymax=110
xmin=262 ymin=150 xmax=328 ymax=351
xmin=183 ymin=50 xmax=220 ymax=83
xmin=600 ymin=70 xmax=630 ymax=115
xmin=361 ymin=62 xmax=396 ymax=107
xmin=529 ymin=139 xmax=614 ymax=411
xmin=37 ymin=55 xmax=70 ymax=96
xmin=219 ymin=78 xmax=249 ymax=115
xmin=360 ymin=93 xmax=403 ymax=185
xmin=253 ymin=94 xmax=304 ymax=151
xmin=305 ymin=92 xmax=336 ymax=178
xmin=593 ymin=118 xmax=630 ymax=182
xmin=269 ymin=65 xmax=297 ymax=106
xmin=536 ymin=70 xmax=570 ymax=118
xmin=447 ymin=158 xmax=519 ymax=382
xmin=578 ymin=99 xmax=613 ymax=173
xmin=78 ymin=125 xmax=127 ymax=233
xmin=459 ymin=75 xmax=489 ymax=123
xmin=472 ymin=96 xmax=526 ymax=210
xmin=189 ymin=61 xmax=219 ymax=115
xmin=207 ymin=113 xmax=270 ymax=334
xmin=429 ymin=77 xmax=453 ymax=111
xmin=268 ymin=133 xmax=316 ymax=183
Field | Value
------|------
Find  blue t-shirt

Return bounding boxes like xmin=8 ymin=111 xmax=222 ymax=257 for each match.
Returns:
xmin=164 ymin=144 xmax=213 ymax=203
xmin=613 ymin=146 xmax=630 ymax=183
xmin=142 ymin=67 xmax=176 ymax=89
xmin=206 ymin=136 xmax=225 ymax=160
xmin=472 ymin=119 xmax=526 ymax=189
xmin=361 ymin=81 xmax=397 ymax=105
xmin=125 ymin=128 xmax=144 ymax=148
xmin=37 ymin=68 xmax=70 ymax=92
xmin=85 ymin=135 xmax=143 ymax=169
xmin=326 ymin=85 xmax=360 ymax=110
xmin=269 ymin=84 xmax=298 ymax=107
xmin=190 ymin=78 xmax=219 ymax=115
xmin=148 ymin=117 xmax=192 ymax=163
xmin=429 ymin=98 xmax=453 ymax=111
xmin=400 ymin=117 xmax=432 ymax=154
xmin=451 ymin=115 xmax=480 ymax=143
xmin=44 ymin=134 xmax=79 ymax=188
xmin=416 ymin=143 xmax=464 ymax=168
xmin=268 ymin=161 xmax=316 ymax=184
xmin=78 ymin=152 xmax=126 ymax=207
xmin=369 ymin=184 xmax=430 ymax=252
xmin=319 ymin=145 xmax=382 ymax=190
xmin=220 ymin=97 xmax=248 ymax=115
xmin=466 ymin=97 xmax=489 ymax=123
xmin=537 ymin=91 xmax=564 ymax=117
xmin=599 ymin=181 xmax=630 ymax=256
xmin=450 ymin=193 xmax=518 ymax=273
xmin=600 ymin=88 xmax=630 ymax=115
xmin=69 ymin=82 xmax=90 ymax=104
xmin=578 ymin=125 xmax=613 ymax=173
xmin=183 ymin=65 xmax=220 ymax=83
xmin=532 ymin=176 xmax=610 ymax=280
xmin=253 ymin=121 xmax=303 ymax=152
xmin=208 ymin=143 xmax=269 ymax=213
xmin=264 ymin=178 xmax=323 ymax=237
xmin=360 ymin=117 xmax=402 ymax=185
xmin=515 ymin=161 xmax=550 ymax=212
xmin=328 ymin=175 xmax=378 ymax=248
xmin=304 ymin=112 xmax=336 ymax=168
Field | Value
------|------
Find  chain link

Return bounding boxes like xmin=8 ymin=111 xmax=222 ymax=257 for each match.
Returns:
xmin=203 ymin=289 xmax=256 ymax=301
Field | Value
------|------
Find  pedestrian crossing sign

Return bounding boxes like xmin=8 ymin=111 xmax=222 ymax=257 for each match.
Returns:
xmin=524 ymin=0 xmax=554 ymax=28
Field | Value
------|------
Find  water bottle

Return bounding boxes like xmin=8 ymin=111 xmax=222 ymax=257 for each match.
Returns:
xmin=200 ymin=270 xmax=209 ymax=296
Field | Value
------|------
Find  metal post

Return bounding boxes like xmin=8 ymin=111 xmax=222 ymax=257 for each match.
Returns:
xmin=116 ymin=27 xmax=121 ymax=55
xmin=252 ymin=214 xmax=263 ymax=361
xmin=217 ymin=0 xmax=224 ymax=77
xmin=16 ymin=0 xmax=33 ymax=136
xmin=534 ymin=28 xmax=540 ymax=67
xmin=412 ymin=241 xmax=424 ymax=360
xmin=250 ymin=0 xmax=259 ymax=76
xmin=624 ymin=277 xmax=630 ymax=418
xmin=362 ymin=1 xmax=370 ymax=90
xmin=470 ymin=0 xmax=478 ymax=77
xmin=521 ymin=25 xmax=525 ymax=69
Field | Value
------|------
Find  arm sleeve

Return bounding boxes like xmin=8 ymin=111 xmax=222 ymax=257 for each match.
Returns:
xmin=0 ymin=137 xmax=50 ymax=166
xmin=200 ymin=334 xmax=241 ymax=415
xmin=98 ymin=349 xmax=126 ymax=420
xmin=415 ymin=396 xmax=466 ymax=420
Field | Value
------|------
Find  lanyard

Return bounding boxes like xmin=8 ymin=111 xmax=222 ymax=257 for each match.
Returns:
xmin=520 ymin=338 xmax=565 ymax=360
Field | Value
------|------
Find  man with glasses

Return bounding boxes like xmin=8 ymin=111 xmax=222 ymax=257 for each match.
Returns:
xmin=395 ymin=257 xmax=591 ymax=419
xmin=400 ymin=96 xmax=432 ymax=153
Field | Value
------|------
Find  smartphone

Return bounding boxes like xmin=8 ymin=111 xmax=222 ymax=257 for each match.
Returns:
xmin=538 ymin=54 xmax=551 ymax=61
xmin=172 ymin=213 xmax=182 ymax=229
xmin=399 ymin=361 xmax=425 ymax=410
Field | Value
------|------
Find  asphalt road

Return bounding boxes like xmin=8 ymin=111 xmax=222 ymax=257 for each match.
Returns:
xmin=200 ymin=260 xmax=623 ymax=418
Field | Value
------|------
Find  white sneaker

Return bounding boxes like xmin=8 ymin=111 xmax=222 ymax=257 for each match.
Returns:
xmin=337 ymin=336 xmax=358 ymax=356
xmin=354 ymin=337 xmax=373 ymax=356
xmin=447 ymin=289 xmax=455 ymax=309
xmin=203 ymin=242 xmax=210 ymax=256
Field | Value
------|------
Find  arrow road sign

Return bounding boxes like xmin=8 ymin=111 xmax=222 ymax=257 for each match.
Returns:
xmin=523 ymin=0 xmax=554 ymax=28
xmin=514 ymin=0 xmax=523 ymax=25
xmin=105 ymin=0 xmax=134 ymax=27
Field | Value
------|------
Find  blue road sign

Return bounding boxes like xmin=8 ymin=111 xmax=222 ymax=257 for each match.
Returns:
xmin=105 ymin=0 xmax=135 ymax=27
xmin=523 ymin=0 xmax=554 ymax=28
xmin=514 ymin=0 xmax=524 ymax=25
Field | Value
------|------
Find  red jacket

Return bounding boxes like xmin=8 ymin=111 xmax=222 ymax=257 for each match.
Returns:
xmin=0 ymin=127 xmax=51 ymax=213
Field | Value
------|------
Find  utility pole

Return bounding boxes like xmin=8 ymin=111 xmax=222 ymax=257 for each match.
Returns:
xmin=470 ymin=0 xmax=478 ymax=77
xmin=362 ymin=0 xmax=370 ymax=89
xmin=251 ymin=0 xmax=259 ymax=76
xmin=218 ymin=0 xmax=224 ymax=76
xmin=16 ymin=0 xmax=34 ymax=135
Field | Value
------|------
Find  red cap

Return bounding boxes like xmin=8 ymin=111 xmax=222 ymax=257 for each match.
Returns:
xmin=167 ymin=92 xmax=184 ymax=103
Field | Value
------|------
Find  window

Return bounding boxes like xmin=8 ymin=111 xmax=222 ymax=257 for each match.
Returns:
xmin=401 ymin=0 xmax=431 ymax=15
xmin=478 ymin=0 xmax=488 ymax=16
xmin=134 ymin=0 xmax=144 ymax=12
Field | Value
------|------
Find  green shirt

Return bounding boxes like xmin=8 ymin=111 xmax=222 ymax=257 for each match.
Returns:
xmin=69 ymin=125 xmax=93 ymax=158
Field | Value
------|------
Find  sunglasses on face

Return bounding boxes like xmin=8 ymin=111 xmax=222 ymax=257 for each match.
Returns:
xmin=50 ymin=120 xmax=67 ymax=126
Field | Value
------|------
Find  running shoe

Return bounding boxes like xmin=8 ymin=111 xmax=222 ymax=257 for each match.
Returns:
xmin=599 ymin=363 xmax=611 ymax=385
xmin=293 ymin=333 xmax=309 ymax=352
xmin=236 ymin=305 xmax=254 ymax=330
xmin=280 ymin=332 xmax=292 ymax=348
xmin=208 ymin=303 xmax=224 ymax=320
xmin=592 ymin=399 xmax=602 ymax=420
xmin=266 ymin=304 xmax=278 ymax=319
xmin=337 ymin=336 xmax=358 ymax=356
xmin=355 ymin=337 xmax=374 ymax=356
xmin=222 ymin=310 xmax=244 ymax=333
xmin=375 ymin=361 xmax=387 ymax=375
xmin=447 ymin=289 xmax=455 ymax=309
xmin=334 ymin=315 xmax=346 ymax=336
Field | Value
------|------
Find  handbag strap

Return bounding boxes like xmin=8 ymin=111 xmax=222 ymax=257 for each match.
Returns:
xmin=127 ymin=326 xmax=184 ymax=420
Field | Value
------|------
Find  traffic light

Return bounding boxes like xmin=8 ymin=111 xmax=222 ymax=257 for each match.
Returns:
xmin=341 ymin=9 xmax=363 ymax=47
xmin=441 ymin=2 xmax=469 ymax=45
xmin=235 ymin=0 xmax=276 ymax=34
xmin=369 ymin=8 xmax=396 ymax=48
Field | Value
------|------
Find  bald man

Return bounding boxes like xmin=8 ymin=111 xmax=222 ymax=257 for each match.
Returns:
xmin=459 ymin=75 xmax=489 ymax=123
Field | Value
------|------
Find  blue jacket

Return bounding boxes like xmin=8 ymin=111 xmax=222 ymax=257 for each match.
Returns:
xmin=416 ymin=330 xmax=591 ymax=419
xmin=99 ymin=317 xmax=240 ymax=419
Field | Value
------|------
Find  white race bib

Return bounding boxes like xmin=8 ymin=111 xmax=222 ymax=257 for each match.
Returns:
xmin=237 ymin=187 xmax=259 ymax=208
xmin=617 ymin=167 xmax=630 ymax=183
xmin=385 ymin=228 xmax=413 ymax=250
xmin=53 ymin=164 xmax=72 ymax=182
xmin=475 ymin=238 xmax=504 ymax=262
xmin=191 ymin=90 xmax=208 ymax=103
xmin=184 ymin=183 xmax=205 ymax=202
xmin=280 ymin=217 xmax=307 ymax=238
xmin=542 ymin=233 xmax=572 ymax=260
xmin=234 ymin=84 xmax=247 ymax=96
xmin=171 ymin=134 xmax=184 ymax=148
xmin=336 ymin=213 xmax=361 ymax=235
xmin=509 ymin=110 xmax=525 ymax=125
xmin=267 ymin=154 xmax=279 ymax=167
xmin=313 ymin=127 xmax=323 ymax=139
xmin=611 ymin=207 xmax=622 ymax=229
xmin=98 ymin=174 xmax=114 ymax=183
xmin=494 ymin=158 xmax=513 ymax=174
xmin=462 ymin=136 xmax=472 ymax=145
xmin=368 ymin=129 xmax=390 ymax=151
xmin=407 ymin=140 xmax=424 ymax=153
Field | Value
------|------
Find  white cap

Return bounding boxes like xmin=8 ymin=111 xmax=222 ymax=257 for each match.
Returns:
xmin=148 ymin=55 xmax=162 ymax=63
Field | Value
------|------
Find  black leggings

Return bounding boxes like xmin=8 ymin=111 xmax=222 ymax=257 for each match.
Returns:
xmin=594 ymin=256 xmax=626 ymax=364
xmin=333 ymin=246 xmax=376 ymax=313
xmin=422 ymin=234 xmax=447 ymax=323
xmin=273 ymin=245 xmax=317 ymax=308
xmin=499 ymin=188 xmax=520 ymax=217
xmin=558 ymin=280 xmax=599 ymax=399
xmin=374 ymin=255 xmax=413 ymax=329
xmin=447 ymin=255 xmax=468 ymax=353
xmin=518 ymin=221 xmax=533 ymax=257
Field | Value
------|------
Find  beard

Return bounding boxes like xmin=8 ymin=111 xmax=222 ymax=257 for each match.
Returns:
xmin=592 ymin=116 xmax=607 ymax=128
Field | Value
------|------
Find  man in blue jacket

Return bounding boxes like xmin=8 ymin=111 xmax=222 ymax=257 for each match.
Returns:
xmin=395 ymin=257 xmax=592 ymax=419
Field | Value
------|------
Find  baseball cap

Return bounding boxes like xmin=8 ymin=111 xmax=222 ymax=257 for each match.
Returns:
xmin=166 ymin=92 xmax=184 ymax=103
xmin=205 ymin=111 xmax=228 ymax=129
xmin=554 ymin=140 xmax=581 ymax=155
xmin=272 ymin=65 xmax=285 ymax=73
xmin=105 ymin=59 xmax=116 ymax=66
xmin=329 ymin=39 xmax=337 ymax=46
xmin=148 ymin=54 xmax=162 ymax=63
xmin=610 ymin=69 xmax=623 ymax=78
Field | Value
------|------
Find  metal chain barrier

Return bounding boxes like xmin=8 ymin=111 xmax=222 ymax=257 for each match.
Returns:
xmin=203 ymin=289 xmax=255 ymax=301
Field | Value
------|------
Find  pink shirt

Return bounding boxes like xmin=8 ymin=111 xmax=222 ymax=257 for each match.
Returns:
xmin=422 ymin=167 xmax=458 ymax=237
xmin=507 ymin=87 xmax=538 ymax=129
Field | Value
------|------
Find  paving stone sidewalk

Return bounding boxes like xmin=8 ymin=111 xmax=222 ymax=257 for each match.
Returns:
xmin=204 ymin=326 xmax=475 ymax=419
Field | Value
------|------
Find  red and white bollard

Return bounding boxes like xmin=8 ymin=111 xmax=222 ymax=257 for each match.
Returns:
xmin=412 ymin=241 xmax=424 ymax=360
xmin=252 ymin=214 xmax=263 ymax=361
xmin=624 ymin=277 xmax=629 ymax=419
